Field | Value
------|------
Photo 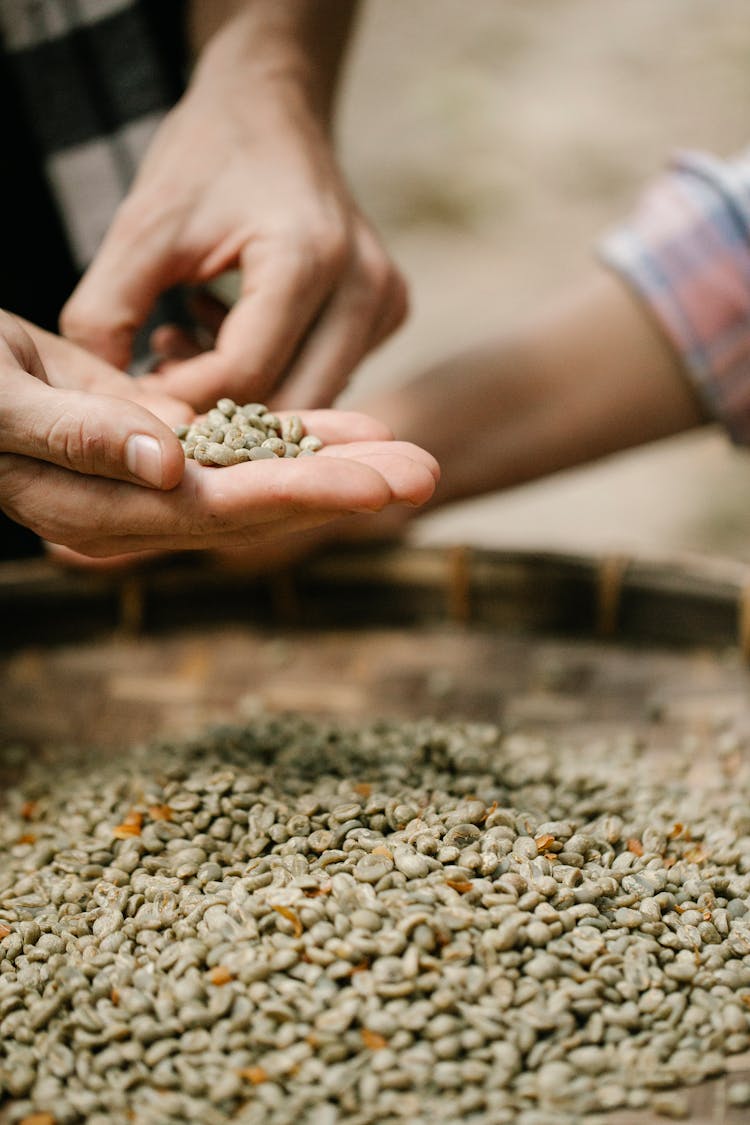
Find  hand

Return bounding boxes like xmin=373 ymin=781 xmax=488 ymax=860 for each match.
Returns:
xmin=30 ymin=409 xmax=438 ymax=559
xmin=24 ymin=319 xmax=193 ymax=429
xmin=61 ymin=51 xmax=407 ymax=412
xmin=0 ymin=310 xmax=188 ymax=550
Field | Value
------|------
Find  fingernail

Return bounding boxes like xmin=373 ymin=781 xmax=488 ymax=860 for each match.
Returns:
xmin=125 ymin=434 xmax=164 ymax=487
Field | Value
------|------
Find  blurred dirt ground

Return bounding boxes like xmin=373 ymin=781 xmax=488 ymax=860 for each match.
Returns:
xmin=334 ymin=0 xmax=750 ymax=563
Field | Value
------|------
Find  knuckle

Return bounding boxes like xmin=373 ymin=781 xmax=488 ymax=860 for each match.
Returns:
xmin=359 ymin=247 xmax=394 ymax=299
xmin=58 ymin=291 xmax=89 ymax=328
xmin=287 ymin=220 xmax=349 ymax=285
xmin=112 ymin=189 xmax=169 ymax=242
xmin=59 ymin=294 xmax=114 ymax=344
xmin=46 ymin=412 xmax=108 ymax=475
xmin=58 ymin=301 xmax=87 ymax=340
xmin=313 ymin=221 xmax=350 ymax=276
xmin=61 ymin=293 xmax=137 ymax=347
xmin=389 ymin=270 xmax=410 ymax=328
xmin=351 ymin=228 xmax=406 ymax=315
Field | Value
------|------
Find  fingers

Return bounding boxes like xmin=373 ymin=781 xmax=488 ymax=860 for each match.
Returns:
xmin=272 ymin=224 xmax=409 ymax=410
xmin=142 ymin=241 xmax=344 ymax=410
xmin=319 ymin=440 xmax=440 ymax=506
xmin=149 ymin=291 xmax=230 ymax=368
xmin=149 ymin=326 xmax=203 ymax=368
xmin=18 ymin=312 xmax=193 ymax=430
xmin=46 ymin=542 xmax=164 ymax=572
xmin=292 ymin=410 xmax=394 ymax=444
xmin=186 ymin=288 xmax=231 ymax=338
xmin=144 ymin=220 xmax=407 ymax=412
xmin=59 ymin=196 xmax=183 ymax=370
xmin=0 ymin=438 xmax=438 ymax=558
xmin=0 ymin=312 xmax=50 ymax=384
xmin=0 ymin=317 xmax=184 ymax=491
xmin=1 ymin=378 xmax=185 ymax=489
xmin=0 ymin=455 xmax=383 ymax=554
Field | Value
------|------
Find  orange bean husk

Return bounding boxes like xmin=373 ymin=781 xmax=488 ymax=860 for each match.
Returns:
xmin=361 ymin=1028 xmax=388 ymax=1050
xmin=238 ymin=1067 xmax=268 ymax=1085
xmin=445 ymin=879 xmax=473 ymax=894
xmin=208 ymin=966 xmax=234 ymax=986
xmin=271 ymin=905 xmax=303 ymax=939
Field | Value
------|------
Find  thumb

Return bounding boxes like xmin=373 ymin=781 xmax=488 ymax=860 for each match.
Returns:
xmin=5 ymin=379 xmax=185 ymax=489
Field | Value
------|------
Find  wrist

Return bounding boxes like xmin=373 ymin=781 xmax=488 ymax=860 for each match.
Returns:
xmin=188 ymin=1 xmax=355 ymax=129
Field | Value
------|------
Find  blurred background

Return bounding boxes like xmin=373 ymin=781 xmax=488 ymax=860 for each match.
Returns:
xmin=331 ymin=0 xmax=750 ymax=562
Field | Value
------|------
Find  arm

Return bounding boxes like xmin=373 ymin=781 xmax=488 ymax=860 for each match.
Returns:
xmin=208 ymin=145 xmax=750 ymax=572
xmin=61 ymin=0 xmax=407 ymax=411
xmin=362 ymin=265 xmax=705 ymax=510
xmin=208 ymin=261 xmax=706 ymax=574
xmin=187 ymin=0 xmax=359 ymax=125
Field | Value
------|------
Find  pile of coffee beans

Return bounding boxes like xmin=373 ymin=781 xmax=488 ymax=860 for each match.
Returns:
xmin=175 ymin=400 xmax=323 ymax=467
xmin=1 ymin=715 xmax=749 ymax=1124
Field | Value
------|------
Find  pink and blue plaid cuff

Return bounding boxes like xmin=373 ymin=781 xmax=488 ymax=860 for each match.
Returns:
xmin=599 ymin=149 xmax=750 ymax=444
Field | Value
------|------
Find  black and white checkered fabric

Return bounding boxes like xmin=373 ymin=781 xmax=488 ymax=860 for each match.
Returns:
xmin=0 ymin=0 xmax=187 ymax=269
xmin=0 ymin=0 xmax=188 ymax=559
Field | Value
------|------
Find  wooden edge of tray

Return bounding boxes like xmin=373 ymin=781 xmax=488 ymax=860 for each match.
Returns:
xmin=2 ymin=544 xmax=750 ymax=656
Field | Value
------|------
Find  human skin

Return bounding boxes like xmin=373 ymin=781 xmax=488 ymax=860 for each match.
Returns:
xmin=38 ymin=264 xmax=700 ymax=568
xmin=61 ymin=0 xmax=407 ymax=412
xmin=165 ymin=262 xmax=706 ymax=505
xmin=206 ymin=264 xmax=709 ymax=571
xmin=0 ymin=311 xmax=438 ymax=559
xmin=362 ymin=267 xmax=705 ymax=508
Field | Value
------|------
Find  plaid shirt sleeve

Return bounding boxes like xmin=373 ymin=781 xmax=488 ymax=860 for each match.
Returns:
xmin=0 ymin=0 xmax=185 ymax=271
xmin=599 ymin=149 xmax=750 ymax=445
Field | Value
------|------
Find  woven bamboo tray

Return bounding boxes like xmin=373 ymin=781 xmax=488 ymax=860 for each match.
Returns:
xmin=2 ymin=544 xmax=750 ymax=1123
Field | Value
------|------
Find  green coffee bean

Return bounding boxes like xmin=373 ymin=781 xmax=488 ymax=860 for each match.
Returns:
xmin=174 ymin=401 xmax=324 ymax=467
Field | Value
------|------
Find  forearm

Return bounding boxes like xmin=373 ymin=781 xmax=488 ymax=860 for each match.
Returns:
xmin=361 ymin=267 xmax=706 ymax=511
xmin=188 ymin=0 xmax=360 ymax=126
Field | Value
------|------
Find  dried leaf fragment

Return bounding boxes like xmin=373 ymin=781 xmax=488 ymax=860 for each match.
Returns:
xmin=627 ymin=838 xmax=644 ymax=856
xmin=480 ymin=801 xmax=498 ymax=823
xmin=0 ymin=923 xmax=11 ymax=939
xmin=110 ymin=987 xmax=120 ymax=1006
xmin=112 ymin=824 xmax=141 ymax=839
xmin=16 ymin=833 xmax=37 ymax=845
xmin=445 ymin=879 xmax=473 ymax=894
xmin=208 ymin=966 xmax=234 ymax=986
xmin=352 ymin=783 xmax=372 ymax=798
xmin=534 ymin=834 xmax=555 ymax=852
xmin=361 ymin=1028 xmax=388 ymax=1050
xmin=148 ymin=804 xmax=173 ymax=821
xmin=112 ymin=809 xmax=143 ymax=839
xmin=238 ymin=1066 xmax=268 ymax=1085
xmin=21 ymin=800 xmax=39 ymax=821
xmin=684 ymin=845 xmax=707 ymax=864
xmin=371 ymin=845 xmax=393 ymax=859
xmin=271 ymin=904 xmax=303 ymax=938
